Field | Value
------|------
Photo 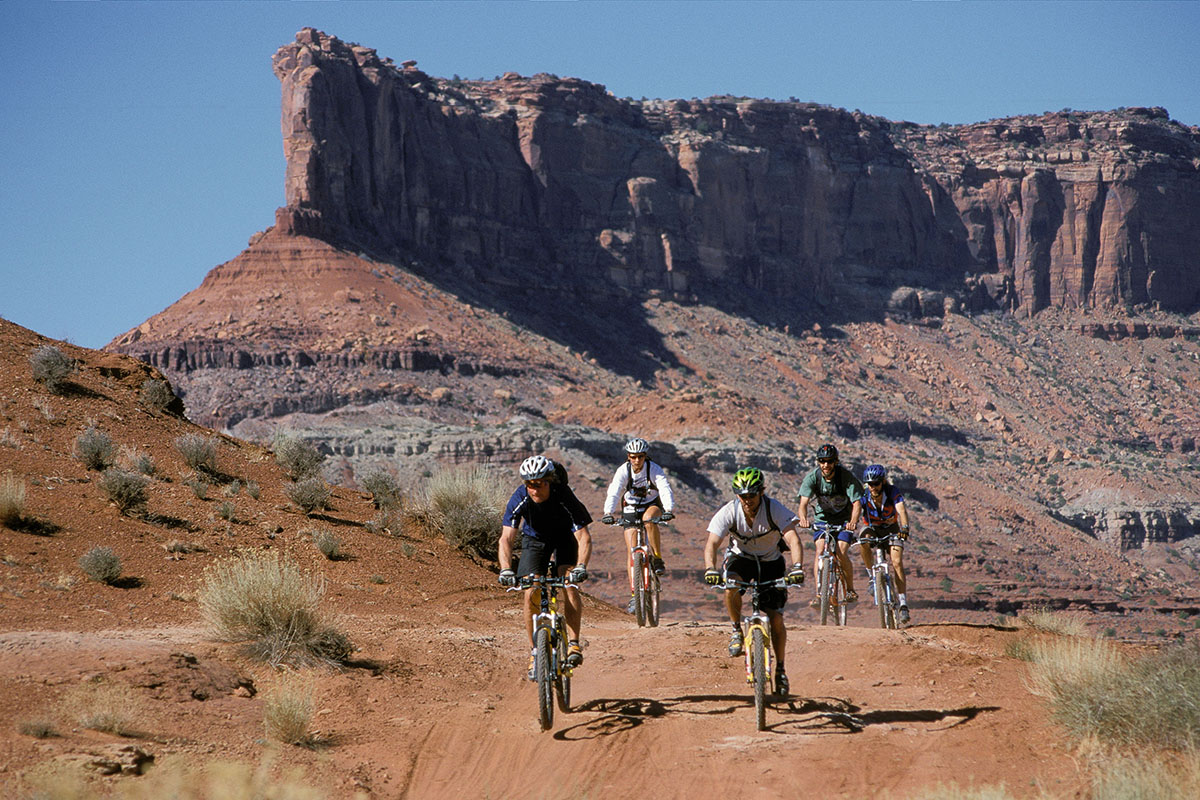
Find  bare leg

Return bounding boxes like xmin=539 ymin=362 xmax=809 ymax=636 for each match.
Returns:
xmin=891 ymin=546 xmax=907 ymax=595
xmin=769 ymin=611 xmax=787 ymax=670
xmin=837 ymin=540 xmax=855 ymax=593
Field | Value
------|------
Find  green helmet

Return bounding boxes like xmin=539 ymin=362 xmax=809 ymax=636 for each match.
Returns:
xmin=731 ymin=467 xmax=765 ymax=496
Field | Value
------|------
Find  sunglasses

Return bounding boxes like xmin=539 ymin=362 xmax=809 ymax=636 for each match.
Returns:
xmin=524 ymin=479 xmax=549 ymax=489
xmin=866 ymin=480 xmax=883 ymax=486
xmin=817 ymin=458 xmax=836 ymax=465
xmin=627 ymin=453 xmax=646 ymax=460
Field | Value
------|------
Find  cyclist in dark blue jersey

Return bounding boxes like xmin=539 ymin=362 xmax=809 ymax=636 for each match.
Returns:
xmin=498 ymin=455 xmax=593 ymax=676
xmin=858 ymin=464 xmax=912 ymax=623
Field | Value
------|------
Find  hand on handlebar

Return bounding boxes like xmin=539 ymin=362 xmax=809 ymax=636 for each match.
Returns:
xmin=660 ymin=511 xmax=674 ymax=522
xmin=703 ymin=568 xmax=722 ymax=586
xmin=568 ymin=565 xmax=589 ymax=584
xmin=786 ymin=566 xmax=806 ymax=586
xmin=498 ymin=569 xmax=517 ymax=588
xmin=601 ymin=514 xmax=615 ymax=525
xmin=899 ymin=526 xmax=910 ymax=541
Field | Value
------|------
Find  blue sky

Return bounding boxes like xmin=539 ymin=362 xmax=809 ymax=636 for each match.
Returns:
xmin=3 ymin=1 xmax=1197 ymax=349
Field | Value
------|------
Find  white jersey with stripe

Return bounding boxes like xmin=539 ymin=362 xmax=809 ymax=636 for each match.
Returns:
xmin=603 ymin=460 xmax=675 ymax=515
xmin=706 ymin=496 xmax=799 ymax=560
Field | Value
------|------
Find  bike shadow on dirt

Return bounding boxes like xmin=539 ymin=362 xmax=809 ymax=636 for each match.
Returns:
xmin=769 ymin=697 xmax=1001 ymax=734
xmin=554 ymin=692 xmax=785 ymax=740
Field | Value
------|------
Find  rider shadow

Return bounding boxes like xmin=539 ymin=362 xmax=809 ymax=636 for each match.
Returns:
xmin=770 ymin=697 xmax=1000 ymax=734
xmin=554 ymin=693 xmax=753 ymax=740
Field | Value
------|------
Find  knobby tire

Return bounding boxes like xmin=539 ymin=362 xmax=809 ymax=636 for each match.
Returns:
xmin=535 ymin=627 xmax=553 ymax=731
xmin=647 ymin=571 xmax=660 ymax=627
xmin=819 ymin=557 xmax=833 ymax=626
xmin=632 ymin=550 xmax=647 ymax=627
xmin=554 ymin=621 xmax=571 ymax=712
xmin=875 ymin=562 xmax=888 ymax=630
xmin=884 ymin=572 xmax=898 ymax=629
xmin=835 ymin=566 xmax=848 ymax=626
xmin=751 ymin=627 xmax=768 ymax=731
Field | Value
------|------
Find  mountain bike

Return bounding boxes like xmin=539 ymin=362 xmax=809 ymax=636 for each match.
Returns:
xmin=509 ymin=573 xmax=575 ymax=730
xmin=813 ymin=522 xmax=849 ymax=626
xmin=716 ymin=577 xmax=791 ymax=731
xmin=858 ymin=528 xmax=901 ymax=629
xmin=608 ymin=513 xmax=668 ymax=627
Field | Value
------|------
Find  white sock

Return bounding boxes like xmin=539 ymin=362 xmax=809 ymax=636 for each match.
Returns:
xmin=899 ymin=593 xmax=907 ymax=606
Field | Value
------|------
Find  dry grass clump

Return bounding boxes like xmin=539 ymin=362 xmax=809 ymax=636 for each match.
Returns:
xmin=176 ymin=433 xmax=218 ymax=473
xmin=199 ymin=550 xmax=351 ymax=667
xmin=309 ymin=529 xmax=346 ymax=561
xmin=75 ymin=427 xmax=115 ymax=471
xmin=29 ymin=344 xmax=76 ymax=393
xmin=360 ymin=469 xmax=402 ymax=509
xmin=1019 ymin=608 xmax=1088 ymax=637
xmin=285 ymin=477 xmax=332 ymax=515
xmin=139 ymin=377 xmax=176 ymax=413
xmin=120 ymin=445 xmax=157 ymax=476
xmin=1 ymin=471 xmax=26 ymax=526
xmin=17 ymin=718 xmax=58 ymax=738
xmin=99 ymin=468 xmax=150 ymax=514
xmin=1028 ymin=636 xmax=1200 ymax=749
xmin=400 ymin=466 xmax=506 ymax=561
xmin=906 ymin=784 xmax=1024 ymax=800
xmin=273 ymin=432 xmax=325 ymax=481
xmin=59 ymin=679 xmax=144 ymax=735
xmin=78 ymin=546 xmax=122 ymax=584
xmin=263 ymin=676 xmax=318 ymax=746
xmin=1090 ymin=752 xmax=1200 ymax=800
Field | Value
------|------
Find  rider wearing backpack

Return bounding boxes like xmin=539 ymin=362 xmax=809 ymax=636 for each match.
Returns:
xmin=796 ymin=444 xmax=864 ymax=604
xmin=859 ymin=464 xmax=912 ymax=624
xmin=703 ymin=467 xmax=805 ymax=697
xmin=600 ymin=437 xmax=676 ymax=613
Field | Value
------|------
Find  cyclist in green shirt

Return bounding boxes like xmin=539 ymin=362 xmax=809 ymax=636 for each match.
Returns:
xmin=796 ymin=444 xmax=864 ymax=604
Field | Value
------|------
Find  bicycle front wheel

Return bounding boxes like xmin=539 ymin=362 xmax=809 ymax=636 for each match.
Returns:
xmin=835 ymin=566 xmax=848 ymax=626
xmin=819 ymin=558 xmax=833 ymax=626
xmin=751 ymin=627 xmax=768 ymax=731
xmin=535 ymin=627 xmax=553 ymax=731
xmin=875 ymin=566 xmax=888 ymax=629
xmin=632 ymin=550 xmax=647 ymax=627
xmin=647 ymin=571 xmax=660 ymax=627
xmin=883 ymin=572 xmax=898 ymax=629
xmin=554 ymin=622 xmax=571 ymax=712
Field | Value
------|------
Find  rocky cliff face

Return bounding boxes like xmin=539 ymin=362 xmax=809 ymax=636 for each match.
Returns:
xmin=271 ymin=28 xmax=1200 ymax=316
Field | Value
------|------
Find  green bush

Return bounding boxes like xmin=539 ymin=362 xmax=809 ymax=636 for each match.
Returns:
xmin=79 ymin=546 xmax=122 ymax=584
xmin=99 ymin=468 xmax=150 ymax=514
xmin=310 ymin=529 xmax=346 ymax=561
xmin=1 ymin=471 xmax=25 ymax=527
xmin=273 ymin=432 xmax=325 ymax=481
xmin=29 ymin=345 xmax=76 ymax=393
xmin=400 ymin=466 xmax=506 ymax=561
xmin=176 ymin=434 xmax=218 ymax=473
xmin=360 ymin=469 xmax=402 ymax=509
xmin=140 ymin=377 xmax=176 ymax=413
xmin=286 ymin=477 xmax=332 ymax=515
xmin=121 ymin=445 xmax=157 ymax=476
xmin=198 ymin=550 xmax=351 ymax=667
xmin=75 ymin=427 xmax=115 ymax=471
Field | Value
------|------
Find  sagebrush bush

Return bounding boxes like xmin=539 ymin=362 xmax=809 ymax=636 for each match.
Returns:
xmin=79 ymin=546 xmax=122 ymax=584
xmin=17 ymin=718 xmax=57 ymax=738
xmin=1019 ymin=608 xmax=1088 ymax=637
xmin=75 ymin=427 xmax=115 ymax=471
xmin=99 ymin=468 xmax=150 ymax=514
xmin=59 ymin=679 xmax=142 ymax=735
xmin=199 ymin=550 xmax=351 ymax=667
xmin=263 ymin=677 xmax=317 ymax=746
xmin=140 ymin=377 xmax=176 ymax=413
xmin=310 ymin=529 xmax=345 ymax=561
xmin=273 ymin=432 xmax=325 ymax=481
xmin=1 ymin=471 xmax=25 ymax=526
xmin=187 ymin=477 xmax=209 ymax=500
xmin=29 ymin=345 xmax=76 ymax=393
xmin=360 ymin=470 xmax=401 ymax=509
xmin=401 ymin=467 xmax=506 ymax=561
xmin=121 ymin=445 xmax=157 ymax=476
xmin=176 ymin=433 xmax=218 ymax=473
xmin=245 ymin=481 xmax=261 ymax=500
xmin=286 ymin=477 xmax=332 ymax=515
xmin=1091 ymin=752 xmax=1200 ymax=800
xmin=218 ymin=501 xmax=236 ymax=521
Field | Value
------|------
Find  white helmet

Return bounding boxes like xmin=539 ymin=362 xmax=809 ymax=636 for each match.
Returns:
xmin=519 ymin=455 xmax=555 ymax=481
xmin=624 ymin=437 xmax=650 ymax=455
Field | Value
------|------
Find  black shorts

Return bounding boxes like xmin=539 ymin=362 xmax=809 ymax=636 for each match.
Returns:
xmin=861 ymin=523 xmax=904 ymax=551
xmin=516 ymin=534 xmax=579 ymax=577
xmin=723 ymin=553 xmax=788 ymax=612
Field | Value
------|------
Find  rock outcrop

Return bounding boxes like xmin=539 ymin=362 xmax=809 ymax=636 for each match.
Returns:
xmin=268 ymin=28 xmax=1200 ymax=316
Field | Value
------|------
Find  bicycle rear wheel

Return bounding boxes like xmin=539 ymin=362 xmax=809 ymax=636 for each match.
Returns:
xmin=554 ymin=622 xmax=571 ymax=712
xmin=751 ymin=627 xmax=768 ymax=731
xmin=647 ymin=571 xmax=660 ymax=627
xmin=819 ymin=558 xmax=833 ymax=626
xmin=632 ymin=550 xmax=647 ymax=627
xmin=535 ymin=627 xmax=553 ymax=730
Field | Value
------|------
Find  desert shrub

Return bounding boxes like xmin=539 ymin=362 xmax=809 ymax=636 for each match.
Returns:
xmin=17 ymin=718 xmax=58 ymax=738
xmin=176 ymin=433 xmax=218 ymax=473
xmin=140 ymin=377 xmax=176 ymax=412
xmin=273 ymin=432 xmax=325 ymax=481
xmin=286 ymin=477 xmax=332 ymax=515
xmin=400 ymin=466 xmax=506 ymax=561
xmin=1028 ymin=636 xmax=1200 ymax=749
xmin=99 ymin=468 xmax=149 ymax=514
xmin=59 ymin=679 xmax=142 ymax=735
xmin=245 ymin=481 xmax=261 ymax=500
xmin=29 ymin=345 xmax=76 ymax=393
xmin=23 ymin=758 xmax=327 ymax=800
xmin=360 ymin=470 xmax=402 ymax=509
xmin=198 ymin=550 xmax=351 ymax=667
xmin=1019 ymin=608 xmax=1088 ymax=637
xmin=310 ymin=529 xmax=346 ymax=561
xmin=217 ymin=501 xmax=236 ymax=521
xmin=186 ymin=477 xmax=210 ymax=500
xmin=78 ymin=546 xmax=122 ymax=584
xmin=120 ymin=445 xmax=157 ymax=476
xmin=75 ymin=427 xmax=115 ymax=470
xmin=907 ymin=784 xmax=1021 ymax=800
xmin=1091 ymin=752 xmax=1200 ymax=800
xmin=223 ymin=480 xmax=242 ymax=496
xmin=1 ymin=471 xmax=25 ymax=526
xmin=263 ymin=677 xmax=317 ymax=746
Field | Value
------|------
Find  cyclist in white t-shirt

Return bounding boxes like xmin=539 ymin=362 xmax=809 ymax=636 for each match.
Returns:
xmin=601 ymin=437 xmax=675 ymax=614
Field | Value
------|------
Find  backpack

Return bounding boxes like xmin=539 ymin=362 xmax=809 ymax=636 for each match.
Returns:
xmin=625 ymin=460 xmax=655 ymax=499
xmin=551 ymin=461 xmax=569 ymax=488
xmin=728 ymin=495 xmax=780 ymax=540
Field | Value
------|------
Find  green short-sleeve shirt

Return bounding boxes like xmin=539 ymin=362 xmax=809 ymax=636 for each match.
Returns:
xmin=796 ymin=466 xmax=863 ymax=524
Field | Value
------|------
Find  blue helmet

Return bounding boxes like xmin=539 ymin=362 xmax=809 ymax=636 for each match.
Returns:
xmin=862 ymin=464 xmax=888 ymax=483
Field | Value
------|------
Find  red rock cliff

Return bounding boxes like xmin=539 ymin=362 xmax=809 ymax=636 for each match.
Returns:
xmin=270 ymin=28 xmax=1200 ymax=314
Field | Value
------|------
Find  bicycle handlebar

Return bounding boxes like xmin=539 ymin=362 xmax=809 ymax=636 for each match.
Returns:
xmin=505 ymin=575 xmax=578 ymax=592
xmin=605 ymin=517 xmax=670 ymax=528
xmin=715 ymin=577 xmax=791 ymax=591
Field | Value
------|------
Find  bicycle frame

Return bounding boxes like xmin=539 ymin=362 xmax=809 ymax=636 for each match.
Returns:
xmin=859 ymin=532 xmax=900 ymax=629
xmin=510 ymin=572 xmax=576 ymax=730
xmin=609 ymin=515 xmax=667 ymax=628
xmin=813 ymin=522 xmax=849 ymax=626
xmin=719 ymin=577 xmax=790 ymax=731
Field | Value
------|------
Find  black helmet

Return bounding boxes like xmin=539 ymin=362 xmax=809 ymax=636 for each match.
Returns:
xmin=816 ymin=444 xmax=839 ymax=461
